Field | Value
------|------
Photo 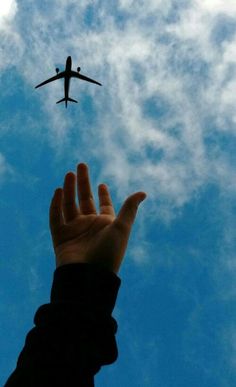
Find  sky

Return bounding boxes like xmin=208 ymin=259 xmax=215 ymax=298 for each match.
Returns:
xmin=0 ymin=0 xmax=236 ymax=385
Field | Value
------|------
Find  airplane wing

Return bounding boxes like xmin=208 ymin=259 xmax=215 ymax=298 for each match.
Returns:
xmin=71 ymin=71 xmax=102 ymax=86
xmin=35 ymin=72 xmax=65 ymax=89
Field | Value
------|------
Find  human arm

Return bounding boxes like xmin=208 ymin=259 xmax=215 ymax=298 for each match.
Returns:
xmin=4 ymin=162 xmax=146 ymax=386
xmin=4 ymin=262 xmax=120 ymax=387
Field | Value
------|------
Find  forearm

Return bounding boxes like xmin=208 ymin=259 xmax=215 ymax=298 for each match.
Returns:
xmin=4 ymin=263 xmax=121 ymax=387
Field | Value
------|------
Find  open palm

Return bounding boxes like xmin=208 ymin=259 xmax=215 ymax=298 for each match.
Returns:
xmin=49 ymin=163 xmax=146 ymax=274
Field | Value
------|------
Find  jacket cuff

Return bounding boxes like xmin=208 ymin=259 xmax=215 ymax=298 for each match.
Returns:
xmin=50 ymin=263 xmax=121 ymax=314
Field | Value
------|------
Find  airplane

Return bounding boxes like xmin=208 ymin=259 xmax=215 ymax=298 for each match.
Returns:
xmin=35 ymin=56 xmax=102 ymax=108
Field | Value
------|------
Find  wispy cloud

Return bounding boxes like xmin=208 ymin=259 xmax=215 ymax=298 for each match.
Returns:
xmin=2 ymin=0 xmax=236 ymax=219
xmin=1 ymin=2 xmax=236 ymax=384
xmin=0 ymin=0 xmax=18 ymax=25
xmin=0 ymin=153 xmax=15 ymax=185
xmin=1 ymin=0 xmax=236 ymax=212
xmin=0 ymin=1 xmax=24 ymax=71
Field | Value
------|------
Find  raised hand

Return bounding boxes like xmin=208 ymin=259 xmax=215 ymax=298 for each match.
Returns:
xmin=49 ymin=163 xmax=146 ymax=274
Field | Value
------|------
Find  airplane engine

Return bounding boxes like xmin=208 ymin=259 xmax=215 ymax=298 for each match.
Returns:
xmin=56 ymin=68 xmax=60 ymax=74
xmin=77 ymin=67 xmax=81 ymax=72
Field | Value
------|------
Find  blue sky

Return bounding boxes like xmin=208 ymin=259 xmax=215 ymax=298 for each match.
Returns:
xmin=0 ymin=0 xmax=236 ymax=386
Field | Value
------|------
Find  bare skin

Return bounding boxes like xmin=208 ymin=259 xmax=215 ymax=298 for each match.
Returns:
xmin=49 ymin=163 xmax=147 ymax=274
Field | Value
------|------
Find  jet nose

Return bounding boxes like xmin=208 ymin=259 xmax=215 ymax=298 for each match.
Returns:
xmin=66 ymin=56 xmax=72 ymax=68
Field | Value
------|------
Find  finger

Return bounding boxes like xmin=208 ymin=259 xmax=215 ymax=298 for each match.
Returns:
xmin=63 ymin=172 xmax=79 ymax=222
xmin=77 ymin=163 xmax=97 ymax=215
xmin=98 ymin=184 xmax=115 ymax=216
xmin=49 ymin=188 xmax=64 ymax=232
xmin=114 ymin=192 xmax=147 ymax=232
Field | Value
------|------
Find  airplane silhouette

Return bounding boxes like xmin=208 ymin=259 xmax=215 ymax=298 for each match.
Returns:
xmin=35 ymin=56 xmax=102 ymax=108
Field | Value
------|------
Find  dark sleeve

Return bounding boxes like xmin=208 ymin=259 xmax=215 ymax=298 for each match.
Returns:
xmin=4 ymin=263 xmax=121 ymax=387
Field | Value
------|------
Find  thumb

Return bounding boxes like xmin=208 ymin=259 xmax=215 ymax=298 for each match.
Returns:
xmin=114 ymin=191 xmax=147 ymax=231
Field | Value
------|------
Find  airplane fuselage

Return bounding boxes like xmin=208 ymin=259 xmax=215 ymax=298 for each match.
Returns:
xmin=64 ymin=56 xmax=72 ymax=106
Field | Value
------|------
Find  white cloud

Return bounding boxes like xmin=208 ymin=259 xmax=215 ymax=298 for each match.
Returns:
xmin=1 ymin=0 xmax=236 ymax=218
xmin=0 ymin=0 xmax=24 ymax=71
xmin=197 ymin=0 xmax=236 ymax=15
xmin=1 ymin=2 xmax=236 ymax=379
xmin=0 ymin=153 xmax=8 ymax=178
xmin=0 ymin=0 xmax=17 ymax=24
xmin=0 ymin=153 xmax=15 ymax=184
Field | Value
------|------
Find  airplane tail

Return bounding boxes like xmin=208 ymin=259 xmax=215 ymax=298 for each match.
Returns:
xmin=56 ymin=97 xmax=78 ymax=107
xmin=67 ymin=97 xmax=78 ymax=103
